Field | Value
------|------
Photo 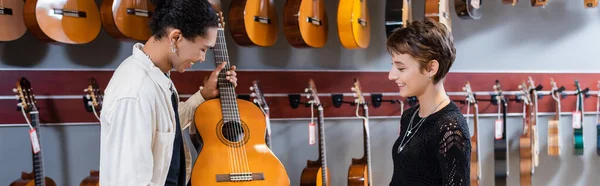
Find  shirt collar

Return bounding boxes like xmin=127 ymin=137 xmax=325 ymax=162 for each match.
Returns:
xmin=132 ymin=43 xmax=173 ymax=94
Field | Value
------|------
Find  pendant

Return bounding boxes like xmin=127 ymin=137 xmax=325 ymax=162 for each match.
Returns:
xmin=398 ymin=146 xmax=404 ymax=153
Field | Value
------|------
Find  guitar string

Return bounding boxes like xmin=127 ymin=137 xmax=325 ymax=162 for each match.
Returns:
xmin=216 ymin=30 xmax=238 ymax=174
xmin=355 ymin=102 xmax=372 ymax=186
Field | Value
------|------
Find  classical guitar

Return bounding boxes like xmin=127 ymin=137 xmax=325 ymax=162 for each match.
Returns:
xmin=424 ymin=0 xmax=452 ymax=31
xmin=527 ymin=77 xmax=542 ymax=168
xmin=283 ymin=0 xmax=328 ymax=48
xmin=584 ymin=0 xmax=598 ymax=8
xmin=0 ymin=0 xmax=27 ymax=41
xmin=300 ymin=79 xmax=329 ymax=186
xmin=596 ymin=81 xmax=600 ymax=156
xmin=337 ymin=0 xmax=370 ymax=49
xmin=574 ymin=80 xmax=585 ymax=156
xmin=347 ymin=78 xmax=373 ymax=186
xmin=455 ymin=0 xmax=482 ymax=20
xmin=502 ymin=0 xmax=518 ymax=6
xmin=250 ymin=80 xmax=273 ymax=149
xmin=190 ymin=5 xmax=290 ymax=185
xmin=23 ymin=0 xmax=102 ymax=44
xmin=531 ymin=0 xmax=547 ymax=7
xmin=385 ymin=0 xmax=411 ymax=37
xmin=518 ymin=81 xmax=533 ymax=186
xmin=492 ymin=80 xmax=508 ymax=186
xmin=548 ymin=78 xmax=564 ymax=156
xmin=463 ymin=81 xmax=480 ymax=186
xmin=80 ymin=78 xmax=103 ymax=186
xmin=229 ymin=0 xmax=278 ymax=47
xmin=100 ymin=0 xmax=155 ymax=41
xmin=10 ymin=77 xmax=57 ymax=186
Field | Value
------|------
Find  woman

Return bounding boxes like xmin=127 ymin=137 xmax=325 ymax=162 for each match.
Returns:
xmin=387 ymin=18 xmax=471 ymax=186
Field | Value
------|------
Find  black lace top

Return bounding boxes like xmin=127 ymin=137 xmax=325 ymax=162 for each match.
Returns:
xmin=390 ymin=101 xmax=471 ymax=186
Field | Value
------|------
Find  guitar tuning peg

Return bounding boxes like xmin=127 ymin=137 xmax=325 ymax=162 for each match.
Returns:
xmin=84 ymin=89 xmax=89 ymax=92
xmin=306 ymin=94 xmax=311 ymax=98
xmin=354 ymin=99 xmax=359 ymax=103
xmin=249 ymin=86 xmax=254 ymax=91
xmin=86 ymin=94 xmax=91 ymax=99
xmin=253 ymin=99 xmax=258 ymax=103
xmin=304 ymin=88 xmax=309 ymax=93
xmin=250 ymin=93 xmax=256 ymax=97
xmin=351 ymin=87 xmax=355 ymax=91
xmin=14 ymin=95 xmax=19 ymax=99
xmin=12 ymin=88 xmax=17 ymax=93
xmin=87 ymin=101 xmax=93 ymax=106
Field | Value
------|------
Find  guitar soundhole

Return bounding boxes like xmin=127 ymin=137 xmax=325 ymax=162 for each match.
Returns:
xmin=217 ymin=120 xmax=250 ymax=147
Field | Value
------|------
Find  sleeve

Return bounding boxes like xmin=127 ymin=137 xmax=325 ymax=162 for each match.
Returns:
xmin=179 ymin=89 xmax=206 ymax=130
xmin=436 ymin=118 xmax=471 ymax=186
xmin=100 ymin=98 xmax=160 ymax=186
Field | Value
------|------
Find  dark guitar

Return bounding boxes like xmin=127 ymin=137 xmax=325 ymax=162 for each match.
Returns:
xmin=283 ymin=0 xmax=328 ymax=48
xmin=347 ymin=78 xmax=372 ymax=186
xmin=0 ymin=0 xmax=27 ymax=41
xmin=574 ymin=80 xmax=585 ymax=156
xmin=596 ymin=81 xmax=600 ymax=156
xmin=80 ymin=78 xmax=103 ymax=186
xmin=10 ymin=77 xmax=57 ymax=186
xmin=464 ymin=81 xmax=480 ymax=186
xmin=300 ymin=79 xmax=330 ymax=186
xmin=455 ymin=0 xmax=482 ymax=20
xmin=229 ymin=0 xmax=278 ymax=47
xmin=584 ymin=0 xmax=598 ymax=8
xmin=518 ymin=81 xmax=533 ymax=186
xmin=250 ymin=80 xmax=273 ymax=149
xmin=493 ymin=80 xmax=508 ymax=186
xmin=100 ymin=0 xmax=155 ymax=41
xmin=384 ymin=0 xmax=411 ymax=37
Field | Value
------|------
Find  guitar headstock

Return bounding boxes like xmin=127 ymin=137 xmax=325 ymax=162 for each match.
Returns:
xmin=492 ymin=80 xmax=504 ymax=104
xmin=84 ymin=78 xmax=104 ymax=112
xmin=518 ymin=80 xmax=531 ymax=105
xmin=13 ymin=77 xmax=37 ymax=112
xmin=463 ymin=81 xmax=476 ymax=105
xmin=351 ymin=78 xmax=366 ymax=105
xmin=305 ymin=79 xmax=321 ymax=107
xmin=208 ymin=0 xmax=225 ymax=28
xmin=250 ymin=80 xmax=269 ymax=111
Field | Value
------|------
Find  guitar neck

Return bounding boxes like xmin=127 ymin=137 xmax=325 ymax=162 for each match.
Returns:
xmin=30 ymin=110 xmax=46 ymax=186
xmin=472 ymin=103 xmax=479 ymax=139
xmin=316 ymin=104 xmax=327 ymax=186
xmin=361 ymin=104 xmax=373 ymax=186
xmin=214 ymin=28 xmax=240 ymax=122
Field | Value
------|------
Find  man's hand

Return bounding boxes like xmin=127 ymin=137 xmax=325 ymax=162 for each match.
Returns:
xmin=201 ymin=62 xmax=237 ymax=100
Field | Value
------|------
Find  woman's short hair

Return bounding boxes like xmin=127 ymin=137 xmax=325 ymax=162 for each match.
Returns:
xmin=149 ymin=0 xmax=219 ymax=41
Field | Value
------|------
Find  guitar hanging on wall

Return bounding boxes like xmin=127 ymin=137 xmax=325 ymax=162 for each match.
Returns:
xmin=531 ymin=0 xmax=547 ymax=7
xmin=347 ymin=78 xmax=373 ymax=186
xmin=384 ymin=0 xmax=411 ymax=37
xmin=527 ymin=77 xmax=542 ymax=169
xmin=283 ymin=0 xmax=328 ymax=48
xmin=584 ymin=0 xmax=598 ymax=8
xmin=518 ymin=81 xmax=534 ymax=186
xmin=10 ymin=77 xmax=57 ymax=186
xmin=229 ymin=0 xmax=278 ymax=47
xmin=100 ymin=0 xmax=155 ymax=41
xmin=574 ymin=80 xmax=585 ymax=156
xmin=463 ymin=81 xmax=480 ymax=186
xmin=337 ymin=0 xmax=370 ymax=49
xmin=80 ymin=77 xmax=103 ymax=186
xmin=424 ymin=0 xmax=452 ymax=31
xmin=493 ymin=80 xmax=509 ymax=186
xmin=249 ymin=80 xmax=273 ymax=149
xmin=502 ymin=0 xmax=518 ymax=6
xmin=0 ymin=0 xmax=27 ymax=41
xmin=455 ymin=0 xmax=482 ymax=20
xmin=596 ymin=81 xmax=600 ymax=156
xmin=548 ymin=78 xmax=564 ymax=156
xmin=300 ymin=79 xmax=330 ymax=186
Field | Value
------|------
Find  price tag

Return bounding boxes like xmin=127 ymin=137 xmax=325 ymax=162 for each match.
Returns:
xmin=308 ymin=122 xmax=316 ymax=145
xmin=495 ymin=119 xmax=503 ymax=140
xmin=572 ymin=111 xmax=582 ymax=129
xmin=29 ymin=129 xmax=40 ymax=154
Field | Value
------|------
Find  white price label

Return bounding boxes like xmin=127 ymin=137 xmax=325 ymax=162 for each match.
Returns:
xmin=495 ymin=119 xmax=503 ymax=140
xmin=572 ymin=111 xmax=582 ymax=129
xmin=29 ymin=129 xmax=40 ymax=154
xmin=308 ymin=122 xmax=316 ymax=145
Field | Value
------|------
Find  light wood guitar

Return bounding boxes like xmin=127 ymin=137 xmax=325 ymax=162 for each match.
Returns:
xmin=10 ymin=77 xmax=57 ymax=186
xmin=347 ymin=78 xmax=372 ymax=186
xmin=80 ymin=78 xmax=103 ymax=186
xmin=503 ymin=0 xmax=518 ymax=6
xmin=385 ymin=0 xmax=411 ymax=37
xmin=283 ymin=0 xmax=328 ymax=48
xmin=249 ymin=80 xmax=273 ymax=149
xmin=337 ymin=0 xmax=370 ymax=49
xmin=229 ymin=0 xmax=278 ymax=47
xmin=0 ymin=0 xmax=27 ymax=41
xmin=527 ymin=77 xmax=542 ymax=168
xmin=300 ymin=79 xmax=330 ymax=186
xmin=100 ymin=0 xmax=155 ymax=41
xmin=190 ymin=5 xmax=290 ymax=185
xmin=455 ymin=0 xmax=481 ymax=20
xmin=463 ymin=81 xmax=480 ymax=186
xmin=424 ymin=0 xmax=451 ymax=32
xmin=531 ymin=0 xmax=547 ymax=7
xmin=585 ymin=0 xmax=598 ymax=8
xmin=548 ymin=78 xmax=564 ymax=156
xmin=518 ymin=81 xmax=534 ymax=186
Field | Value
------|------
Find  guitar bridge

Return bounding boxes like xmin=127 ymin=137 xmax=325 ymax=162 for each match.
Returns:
xmin=216 ymin=172 xmax=264 ymax=182
xmin=127 ymin=8 xmax=152 ymax=17
xmin=357 ymin=18 xmax=367 ymax=27
xmin=0 ymin=7 xmax=13 ymax=15
xmin=306 ymin=17 xmax=322 ymax=26
xmin=254 ymin=16 xmax=271 ymax=24
xmin=53 ymin=9 xmax=87 ymax=18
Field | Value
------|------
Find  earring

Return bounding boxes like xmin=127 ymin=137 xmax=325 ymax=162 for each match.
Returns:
xmin=428 ymin=76 xmax=432 ymax=80
xmin=170 ymin=44 xmax=177 ymax=53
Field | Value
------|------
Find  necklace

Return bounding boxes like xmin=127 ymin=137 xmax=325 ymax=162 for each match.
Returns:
xmin=397 ymin=97 xmax=448 ymax=153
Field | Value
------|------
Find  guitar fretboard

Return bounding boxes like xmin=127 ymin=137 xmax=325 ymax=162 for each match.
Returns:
xmin=317 ymin=105 xmax=327 ymax=186
xmin=30 ymin=110 xmax=46 ymax=186
xmin=214 ymin=28 xmax=241 ymax=124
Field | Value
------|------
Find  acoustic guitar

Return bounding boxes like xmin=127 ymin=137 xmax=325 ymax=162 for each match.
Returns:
xmin=249 ymin=80 xmax=273 ymax=149
xmin=0 ymin=0 xmax=27 ymax=41
xmin=574 ymin=80 xmax=585 ymax=156
xmin=347 ymin=78 xmax=372 ymax=186
xmin=190 ymin=4 xmax=290 ymax=185
xmin=527 ymin=77 xmax=542 ymax=168
xmin=455 ymin=0 xmax=482 ymax=20
xmin=596 ymin=81 xmax=600 ymax=156
xmin=385 ymin=0 xmax=411 ymax=37
xmin=424 ymin=0 xmax=452 ymax=31
xmin=100 ymin=0 xmax=155 ymax=41
xmin=10 ymin=77 xmax=57 ymax=186
xmin=337 ymin=0 xmax=370 ymax=49
xmin=502 ymin=0 xmax=518 ymax=6
xmin=80 ymin=78 xmax=103 ymax=186
xmin=492 ymin=80 xmax=508 ymax=186
xmin=463 ymin=81 xmax=480 ymax=186
xmin=531 ymin=0 xmax=547 ymax=7
xmin=24 ymin=0 xmax=102 ymax=44
xmin=300 ymin=79 xmax=330 ymax=186
xmin=229 ymin=0 xmax=278 ymax=47
xmin=585 ymin=0 xmax=598 ymax=8
xmin=548 ymin=78 xmax=564 ymax=156
xmin=518 ymin=81 xmax=533 ymax=186
xmin=283 ymin=0 xmax=328 ymax=48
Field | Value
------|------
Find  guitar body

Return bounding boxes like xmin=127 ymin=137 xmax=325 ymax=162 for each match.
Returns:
xmin=229 ymin=0 xmax=278 ymax=46
xmin=0 ymin=0 xmax=27 ymax=41
xmin=502 ymin=0 xmax=517 ymax=5
xmin=574 ymin=130 xmax=584 ymax=155
xmin=337 ymin=0 xmax=370 ymax=49
xmin=9 ymin=172 xmax=57 ymax=186
xmin=531 ymin=0 xmax=546 ymax=7
xmin=455 ymin=0 xmax=482 ymax=20
xmin=300 ymin=160 xmax=330 ymax=186
xmin=470 ymin=140 xmax=479 ymax=186
xmin=424 ymin=0 xmax=451 ymax=31
xmin=24 ymin=0 xmax=101 ymax=44
xmin=548 ymin=118 xmax=560 ymax=156
xmin=519 ymin=135 xmax=532 ymax=186
xmin=384 ymin=0 xmax=410 ymax=37
xmin=100 ymin=0 xmax=154 ymax=41
xmin=597 ymin=125 xmax=600 ymax=156
xmin=79 ymin=170 xmax=99 ymax=186
xmin=585 ymin=0 xmax=598 ymax=8
xmin=283 ymin=0 xmax=328 ymax=48
xmin=191 ymin=98 xmax=290 ymax=186
xmin=347 ymin=158 xmax=368 ymax=186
